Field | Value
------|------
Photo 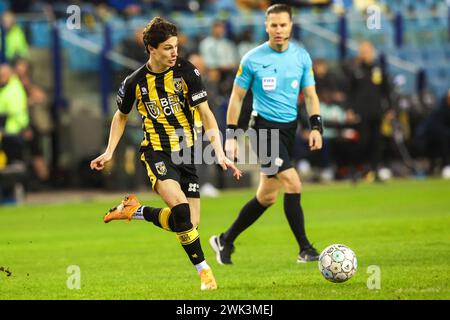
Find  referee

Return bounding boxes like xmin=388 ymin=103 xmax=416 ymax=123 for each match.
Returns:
xmin=210 ymin=4 xmax=323 ymax=265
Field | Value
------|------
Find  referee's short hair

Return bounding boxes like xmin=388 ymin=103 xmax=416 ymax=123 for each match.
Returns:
xmin=143 ymin=17 xmax=178 ymax=53
xmin=266 ymin=3 xmax=292 ymax=20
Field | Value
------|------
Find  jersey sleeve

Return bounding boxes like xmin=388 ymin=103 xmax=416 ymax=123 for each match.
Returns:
xmin=300 ymin=51 xmax=316 ymax=89
xmin=234 ymin=55 xmax=253 ymax=90
xmin=183 ymin=61 xmax=208 ymax=107
xmin=116 ymin=75 xmax=136 ymax=114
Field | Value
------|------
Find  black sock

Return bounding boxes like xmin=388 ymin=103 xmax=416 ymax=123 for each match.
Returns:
xmin=283 ymin=193 xmax=311 ymax=251
xmin=222 ymin=196 xmax=268 ymax=244
xmin=142 ymin=206 xmax=175 ymax=231
xmin=172 ymin=203 xmax=205 ymax=265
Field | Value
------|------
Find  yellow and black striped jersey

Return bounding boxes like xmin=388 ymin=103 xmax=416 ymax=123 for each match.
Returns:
xmin=116 ymin=58 xmax=208 ymax=152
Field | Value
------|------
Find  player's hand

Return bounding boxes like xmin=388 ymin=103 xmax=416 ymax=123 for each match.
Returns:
xmin=218 ymin=154 xmax=243 ymax=180
xmin=90 ymin=152 xmax=112 ymax=171
xmin=224 ymin=138 xmax=239 ymax=162
xmin=309 ymin=130 xmax=323 ymax=151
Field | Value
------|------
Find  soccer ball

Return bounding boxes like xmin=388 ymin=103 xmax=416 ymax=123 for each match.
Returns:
xmin=318 ymin=244 xmax=357 ymax=283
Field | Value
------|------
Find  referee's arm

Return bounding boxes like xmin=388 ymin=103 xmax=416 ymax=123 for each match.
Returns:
xmin=303 ymin=85 xmax=323 ymax=151
xmin=226 ymin=83 xmax=247 ymax=126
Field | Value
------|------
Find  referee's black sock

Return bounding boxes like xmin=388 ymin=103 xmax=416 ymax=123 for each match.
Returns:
xmin=222 ymin=196 xmax=268 ymax=244
xmin=283 ymin=193 xmax=311 ymax=251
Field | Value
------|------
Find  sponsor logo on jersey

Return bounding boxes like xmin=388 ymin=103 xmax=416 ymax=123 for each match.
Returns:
xmin=191 ymin=90 xmax=207 ymax=102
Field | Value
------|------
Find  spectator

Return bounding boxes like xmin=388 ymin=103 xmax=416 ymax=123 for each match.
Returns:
xmin=0 ymin=11 xmax=29 ymax=62
xmin=0 ymin=64 xmax=28 ymax=163
xmin=235 ymin=27 xmax=259 ymax=59
xmin=199 ymin=20 xmax=238 ymax=72
xmin=344 ymin=40 xmax=393 ymax=182
xmin=315 ymin=89 xmax=359 ymax=181
xmin=119 ymin=26 xmax=148 ymax=63
xmin=313 ymin=58 xmax=345 ymax=104
xmin=13 ymin=58 xmax=51 ymax=186
xmin=415 ymin=88 xmax=450 ymax=177
xmin=199 ymin=20 xmax=239 ymax=97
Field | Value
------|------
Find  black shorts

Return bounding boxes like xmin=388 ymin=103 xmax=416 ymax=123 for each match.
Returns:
xmin=140 ymin=148 xmax=200 ymax=198
xmin=251 ymin=115 xmax=297 ymax=177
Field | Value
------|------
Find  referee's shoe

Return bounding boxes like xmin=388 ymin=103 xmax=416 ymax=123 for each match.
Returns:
xmin=297 ymin=245 xmax=320 ymax=263
xmin=209 ymin=234 xmax=234 ymax=265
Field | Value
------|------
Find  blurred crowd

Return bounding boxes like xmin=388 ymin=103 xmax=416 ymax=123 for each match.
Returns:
xmin=0 ymin=9 xmax=52 ymax=203
xmin=0 ymin=2 xmax=449 ymax=203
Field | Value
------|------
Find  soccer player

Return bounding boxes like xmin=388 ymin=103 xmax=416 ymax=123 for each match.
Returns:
xmin=210 ymin=4 xmax=323 ymax=265
xmin=90 ymin=17 xmax=242 ymax=290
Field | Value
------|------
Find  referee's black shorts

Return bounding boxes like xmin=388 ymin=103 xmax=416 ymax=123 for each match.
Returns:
xmin=251 ymin=115 xmax=298 ymax=177
xmin=140 ymin=147 xmax=200 ymax=198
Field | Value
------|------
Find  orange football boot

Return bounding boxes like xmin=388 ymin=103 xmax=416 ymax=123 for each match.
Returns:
xmin=103 ymin=195 xmax=141 ymax=223
xmin=199 ymin=268 xmax=218 ymax=291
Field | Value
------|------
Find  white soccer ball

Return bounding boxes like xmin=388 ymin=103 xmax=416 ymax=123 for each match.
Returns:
xmin=318 ymin=244 xmax=357 ymax=283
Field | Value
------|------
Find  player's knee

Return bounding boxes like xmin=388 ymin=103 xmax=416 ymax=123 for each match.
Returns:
xmin=171 ymin=203 xmax=193 ymax=232
xmin=257 ymin=193 xmax=277 ymax=207
xmin=281 ymin=176 xmax=302 ymax=193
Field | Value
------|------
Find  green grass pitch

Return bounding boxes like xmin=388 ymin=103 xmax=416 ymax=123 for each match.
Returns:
xmin=0 ymin=179 xmax=449 ymax=300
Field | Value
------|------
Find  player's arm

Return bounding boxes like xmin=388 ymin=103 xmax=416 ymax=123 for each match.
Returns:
xmin=197 ymin=101 xmax=242 ymax=180
xmin=303 ymin=85 xmax=323 ymax=151
xmin=225 ymin=83 xmax=247 ymax=160
xmin=90 ymin=110 xmax=128 ymax=171
xmin=91 ymin=76 xmax=135 ymax=171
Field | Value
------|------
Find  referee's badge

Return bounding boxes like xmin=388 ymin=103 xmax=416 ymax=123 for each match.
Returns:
xmin=262 ymin=77 xmax=276 ymax=91
xmin=155 ymin=161 xmax=167 ymax=176
xmin=291 ymin=79 xmax=298 ymax=89
xmin=237 ymin=64 xmax=243 ymax=77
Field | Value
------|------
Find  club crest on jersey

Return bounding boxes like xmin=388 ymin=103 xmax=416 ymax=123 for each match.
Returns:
xmin=141 ymin=87 xmax=148 ymax=95
xmin=173 ymin=77 xmax=183 ymax=92
xmin=144 ymin=101 xmax=160 ymax=119
xmin=155 ymin=161 xmax=167 ymax=176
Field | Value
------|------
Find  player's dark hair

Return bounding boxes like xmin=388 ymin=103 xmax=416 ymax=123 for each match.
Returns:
xmin=143 ymin=17 xmax=178 ymax=54
xmin=266 ymin=3 xmax=292 ymax=20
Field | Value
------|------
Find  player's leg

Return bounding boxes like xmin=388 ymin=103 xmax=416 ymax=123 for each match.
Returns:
xmin=156 ymin=179 xmax=217 ymax=290
xmin=210 ymin=173 xmax=281 ymax=265
xmin=277 ymin=168 xmax=319 ymax=262
xmin=188 ymin=197 xmax=200 ymax=228
xmin=103 ymin=151 xmax=175 ymax=230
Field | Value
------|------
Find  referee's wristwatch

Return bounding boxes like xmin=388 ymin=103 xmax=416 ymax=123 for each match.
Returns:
xmin=309 ymin=115 xmax=323 ymax=135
